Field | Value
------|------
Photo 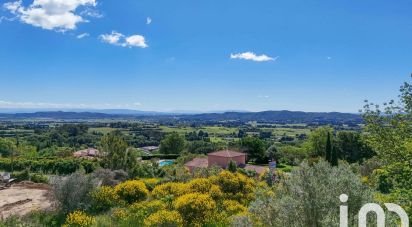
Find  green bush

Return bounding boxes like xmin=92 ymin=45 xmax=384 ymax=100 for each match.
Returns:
xmin=30 ymin=173 xmax=49 ymax=183
xmin=0 ymin=158 xmax=99 ymax=175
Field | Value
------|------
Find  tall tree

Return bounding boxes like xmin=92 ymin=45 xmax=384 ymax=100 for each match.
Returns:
xmin=306 ymin=126 xmax=333 ymax=157
xmin=159 ymin=132 xmax=186 ymax=154
xmin=100 ymin=131 xmax=134 ymax=170
xmin=362 ymin=76 xmax=412 ymax=216
xmin=241 ymin=136 xmax=266 ymax=163
xmin=325 ymin=132 xmax=332 ymax=163
xmin=331 ymin=146 xmax=338 ymax=166
xmin=335 ymin=131 xmax=375 ymax=163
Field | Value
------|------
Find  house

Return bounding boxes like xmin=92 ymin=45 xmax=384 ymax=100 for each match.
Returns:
xmin=207 ymin=150 xmax=246 ymax=168
xmin=73 ymin=148 xmax=100 ymax=159
xmin=184 ymin=157 xmax=209 ymax=173
xmin=184 ymin=150 xmax=268 ymax=174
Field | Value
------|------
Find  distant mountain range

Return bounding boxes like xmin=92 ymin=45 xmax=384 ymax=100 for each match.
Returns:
xmin=0 ymin=109 xmax=362 ymax=124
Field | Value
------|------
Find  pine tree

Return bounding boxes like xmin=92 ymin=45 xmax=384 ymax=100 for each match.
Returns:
xmin=325 ymin=132 xmax=332 ymax=163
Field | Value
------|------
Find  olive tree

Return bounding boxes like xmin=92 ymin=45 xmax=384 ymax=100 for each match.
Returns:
xmin=248 ymin=161 xmax=373 ymax=227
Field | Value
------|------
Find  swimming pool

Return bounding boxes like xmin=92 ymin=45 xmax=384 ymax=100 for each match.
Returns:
xmin=158 ymin=159 xmax=175 ymax=167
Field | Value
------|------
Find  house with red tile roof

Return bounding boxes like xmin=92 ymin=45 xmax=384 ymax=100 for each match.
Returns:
xmin=207 ymin=150 xmax=246 ymax=168
xmin=184 ymin=150 xmax=268 ymax=174
xmin=73 ymin=148 xmax=100 ymax=159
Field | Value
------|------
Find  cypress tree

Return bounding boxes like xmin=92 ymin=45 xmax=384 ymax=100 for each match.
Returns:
xmin=325 ymin=132 xmax=332 ymax=163
xmin=331 ymin=146 xmax=338 ymax=166
xmin=228 ymin=160 xmax=237 ymax=173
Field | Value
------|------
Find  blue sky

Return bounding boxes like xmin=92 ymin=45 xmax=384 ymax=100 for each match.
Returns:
xmin=0 ymin=0 xmax=411 ymax=112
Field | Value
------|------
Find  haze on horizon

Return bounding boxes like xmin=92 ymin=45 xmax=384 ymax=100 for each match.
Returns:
xmin=1 ymin=0 xmax=411 ymax=113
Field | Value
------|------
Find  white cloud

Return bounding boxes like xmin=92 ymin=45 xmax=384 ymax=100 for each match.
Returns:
xmin=146 ymin=17 xmax=151 ymax=25
xmin=258 ymin=95 xmax=270 ymax=99
xmin=76 ymin=32 xmax=89 ymax=39
xmin=100 ymin=31 xmax=123 ymax=44
xmin=0 ymin=100 xmax=143 ymax=109
xmin=327 ymin=56 xmax=332 ymax=60
xmin=125 ymin=35 xmax=148 ymax=48
xmin=3 ymin=0 xmax=98 ymax=31
xmin=100 ymin=31 xmax=148 ymax=48
xmin=230 ymin=52 xmax=277 ymax=62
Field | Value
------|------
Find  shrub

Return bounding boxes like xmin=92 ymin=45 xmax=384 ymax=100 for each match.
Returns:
xmin=52 ymin=172 xmax=97 ymax=214
xmin=248 ymin=161 xmax=373 ymax=227
xmin=142 ymin=178 xmax=161 ymax=191
xmin=91 ymin=169 xmax=129 ymax=186
xmin=111 ymin=208 xmax=129 ymax=221
xmin=209 ymin=170 xmax=255 ymax=203
xmin=152 ymin=182 xmax=188 ymax=200
xmin=174 ymin=193 xmax=216 ymax=225
xmin=30 ymin=173 xmax=49 ymax=183
xmin=114 ymin=180 xmax=149 ymax=204
xmin=208 ymin=185 xmax=224 ymax=201
xmin=187 ymin=178 xmax=213 ymax=193
xmin=90 ymin=186 xmax=120 ymax=212
xmin=222 ymin=200 xmax=247 ymax=216
xmin=144 ymin=210 xmax=183 ymax=227
xmin=129 ymin=200 xmax=167 ymax=218
xmin=63 ymin=211 xmax=95 ymax=227
xmin=0 ymin=158 xmax=98 ymax=175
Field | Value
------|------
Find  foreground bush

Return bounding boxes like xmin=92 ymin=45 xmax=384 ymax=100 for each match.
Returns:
xmin=152 ymin=182 xmax=188 ymax=199
xmin=52 ymin=172 xmax=97 ymax=214
xmin=114 ymin=180 xmax=149 ymax=204
xmin=63 ymin=211 xmax=95 ymax=227
xmin=129 ymin=200 xmax=167 ymax=217
xmin=90 ymin=186 xmax=120 ymax=212
xmin=144 ymin=210 xmax=183 ymax=227
xmin=174 ymin=193 xmax=216 ymax=225
xmin=209 ymin=170 xmax=255 ymax=204
xmin=248 ymin=161 xmax=373 ymax=226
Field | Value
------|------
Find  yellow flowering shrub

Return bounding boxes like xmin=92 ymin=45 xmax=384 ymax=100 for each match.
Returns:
xmin=129 ymin=200 xmax=167 ymax=217
xmin=152 ymin=182 xmax=188 ymax=199
xmin=209 ymin=170 xmax=255 ymax=203
xmin=208 ymin=184 xmax=223 ymax=201
xmin=187 ymin=178 xmax=213 ymax=193
xmin=63 ymin=211 xmax=95 ymax=227
xmin=114 ymin=180 xmax=149 ymax=204
xmin=90 ymin=186 xmax=120 ymax=212
xmin=222 ymin=200 xmax=247 ymax=216
xmin=144 ymin=210 xmax=183 ymax=227
xmin=174 ymin=193 xmax=216 ymax=225
xmin=111 ymin=208 xmax=129 ymax=220
xmin=142 ymin=178 xmax=161 ymax=191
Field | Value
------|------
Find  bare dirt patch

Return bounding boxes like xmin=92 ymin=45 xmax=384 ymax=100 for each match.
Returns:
xmin=0 ymin=182 xmax=52 ymax=219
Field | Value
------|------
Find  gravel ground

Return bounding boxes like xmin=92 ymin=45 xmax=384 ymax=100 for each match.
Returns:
xmin=0 ymin=183 xmax=52 ymax=219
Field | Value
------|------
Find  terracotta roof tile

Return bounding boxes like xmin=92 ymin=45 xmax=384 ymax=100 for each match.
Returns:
xmin=207 ymin=150 xmax=246 ymax=158
xmin=184 ymin=158 xmax=208 ymax=168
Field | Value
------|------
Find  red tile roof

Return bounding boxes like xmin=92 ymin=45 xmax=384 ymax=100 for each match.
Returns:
xmin=184 ymin=158 xmax=208 ymax=168
xmin=208 ymin=150 xmax=246 ymax=158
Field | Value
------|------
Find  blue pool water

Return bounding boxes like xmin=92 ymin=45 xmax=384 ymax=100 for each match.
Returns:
xmin=159 ymin=160 xmax=175 ymax=167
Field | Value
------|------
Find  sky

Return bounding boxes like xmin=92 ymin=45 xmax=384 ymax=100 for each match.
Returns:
xmin=0 ymin=0 xmax=411 ymax=113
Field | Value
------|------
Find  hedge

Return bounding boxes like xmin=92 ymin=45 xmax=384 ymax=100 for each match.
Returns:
xmin=0 ymin=158 xmax=99 ymax=175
